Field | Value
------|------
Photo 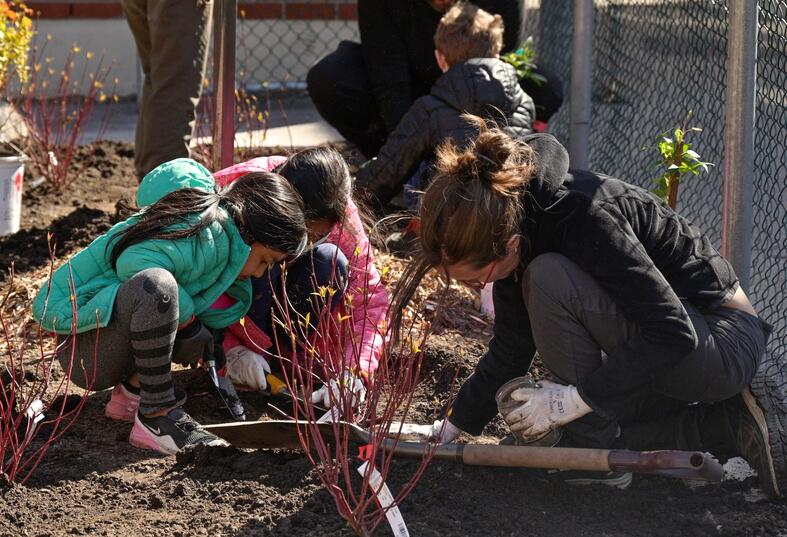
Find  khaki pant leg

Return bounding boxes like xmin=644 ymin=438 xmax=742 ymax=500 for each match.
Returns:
xmin=127 ymin=0 xmax=213 ymax=180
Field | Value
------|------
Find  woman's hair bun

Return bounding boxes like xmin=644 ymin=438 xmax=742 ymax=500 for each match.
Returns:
xmin=435 ymin=114 xmax=534 ymax=195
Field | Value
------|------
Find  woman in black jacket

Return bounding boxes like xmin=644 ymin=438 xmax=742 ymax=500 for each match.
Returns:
xmin=390 ymin=118 xmax=782 ymax=496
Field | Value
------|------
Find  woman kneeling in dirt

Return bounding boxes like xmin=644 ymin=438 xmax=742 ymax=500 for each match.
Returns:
xmin=391 ymin=118 xmax=782 ymax=496
xmin=32 ymin=159 xmax=308 ymax=454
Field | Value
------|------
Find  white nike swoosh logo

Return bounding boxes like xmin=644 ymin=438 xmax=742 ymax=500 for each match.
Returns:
xmin=148 ymin=425 xmax=162 ymax=435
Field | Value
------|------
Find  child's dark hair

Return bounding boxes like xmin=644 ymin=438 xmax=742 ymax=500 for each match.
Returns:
xmin=275 ymin=147 xmax=352 ymax=224
xmin=108 ymin=172 xmax=308 ymax=268
xmin=389 ymin=116 xmax=535 ymax=341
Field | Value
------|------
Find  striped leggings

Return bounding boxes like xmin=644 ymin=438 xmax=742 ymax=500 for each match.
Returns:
xmin=57 ymin=268 xmax=180 ymax=414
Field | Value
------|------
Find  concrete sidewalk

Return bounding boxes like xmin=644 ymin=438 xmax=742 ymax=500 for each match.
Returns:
xmin=80 ymin=91 xmax=344 ymax=148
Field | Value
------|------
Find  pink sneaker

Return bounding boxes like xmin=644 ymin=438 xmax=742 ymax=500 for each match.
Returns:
xmin=105 ymin=382 xmax=186 ymax=422
xmin=105 ymin=382 xmax=140 ymax=422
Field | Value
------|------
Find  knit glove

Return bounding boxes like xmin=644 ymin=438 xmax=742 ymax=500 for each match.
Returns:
xmin=225 ymin=346 xmax=271 ymax=391
xmin=501 ymin=380 xmax=592 ymax=441
xmin=171 ymin=320 xmax=213 ymax=366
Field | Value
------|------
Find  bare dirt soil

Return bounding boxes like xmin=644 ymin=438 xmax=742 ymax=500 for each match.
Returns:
xmin=1 ymin=142 xmax=786 ymax=537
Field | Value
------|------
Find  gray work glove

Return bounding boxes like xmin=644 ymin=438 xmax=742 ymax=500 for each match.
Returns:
xmin=171 ymin=320 xmax=213 ymax=367
xmin=501 ymin=381 xmax=592 ymax=442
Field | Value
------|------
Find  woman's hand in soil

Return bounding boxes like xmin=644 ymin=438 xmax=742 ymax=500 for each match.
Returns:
xmin=224 ymin=346 xmax=271 ymax=391
xmin=310 ymin=370 xmax=366 ymax=409
xmin=171 ymin=320 xmax=214 ymax=367
xmin=502 ymin=381 xmax=592 ymax=441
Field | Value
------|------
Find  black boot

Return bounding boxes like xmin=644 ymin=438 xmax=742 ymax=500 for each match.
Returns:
xmin=721 ymin=389 xmax=782 ymax=498
xmin=622 ymin=389 xmax=785 ymax=498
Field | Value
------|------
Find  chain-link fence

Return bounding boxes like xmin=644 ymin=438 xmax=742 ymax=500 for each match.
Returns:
xmin=233 ymin=0 xmax=784 ymax=355
xmin=526 ymin=0 xmax=785 ymax=357
xmin=236 ymin=0 xmax=359 ymax=90
xmin=751 ymin=1 xmax=787 ymax=360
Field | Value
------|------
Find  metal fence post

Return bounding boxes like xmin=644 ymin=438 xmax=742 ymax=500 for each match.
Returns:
xmin=722 ymin=1 xmax=758 ymax=290
xmin=213 ymin=0 xmax=237 ymax=171
xmin=569 ymin=0 xmax=593 ymax=169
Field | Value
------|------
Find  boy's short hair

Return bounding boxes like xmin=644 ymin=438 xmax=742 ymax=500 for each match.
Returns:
xmin=434 ymin=2 xmax=504 ymax=67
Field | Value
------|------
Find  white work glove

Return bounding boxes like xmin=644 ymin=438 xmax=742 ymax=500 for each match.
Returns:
xmin=224 ymin=346 xmax=271 ymax=391
xmin=311 ymin=370 xmax=366 ymax=409
xmin=388 ymin=419 xmax=462 ymax=443
xmin=501 ymin=380 xmax=592 ymax=441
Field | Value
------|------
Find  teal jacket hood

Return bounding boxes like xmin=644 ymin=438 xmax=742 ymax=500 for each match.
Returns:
xmin=136 ymin=158 xmax=216 ymax=207
xmin=33 ymin=159 xmax=252 ymax=334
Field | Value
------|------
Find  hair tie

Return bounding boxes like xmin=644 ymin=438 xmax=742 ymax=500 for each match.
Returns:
xmin=477 ymin=153 xmax=497 ymax=168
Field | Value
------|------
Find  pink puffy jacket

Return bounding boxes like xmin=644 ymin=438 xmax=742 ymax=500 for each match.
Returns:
xmin=212 ymin=156 xmax=388 ymax=377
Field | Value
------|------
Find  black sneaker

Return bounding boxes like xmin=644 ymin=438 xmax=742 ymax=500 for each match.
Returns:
xmin=129 ymin=407 xmax=228 ymax=455
xmin=547 ymin=429 xmax=632 ymax=489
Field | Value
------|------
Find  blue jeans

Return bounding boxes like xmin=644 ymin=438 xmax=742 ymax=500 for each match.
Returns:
xmin=247 ymin=243 xmax=348 ymax=344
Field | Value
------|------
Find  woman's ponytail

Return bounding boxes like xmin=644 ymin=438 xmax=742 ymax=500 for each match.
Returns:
xmin=389 ymin=116 xmax=536 ymax=342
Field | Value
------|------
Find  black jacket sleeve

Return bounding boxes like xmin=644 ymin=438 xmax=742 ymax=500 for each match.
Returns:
xmin=355 ymin=97 xmax=434 ymax=205
xmin=358 ymin=0 xmax=413 ymax=132
xmin=448 ymin=272 xmax=536 ymax=435
xmin=539 ymin=190 xmax=698 ymax=418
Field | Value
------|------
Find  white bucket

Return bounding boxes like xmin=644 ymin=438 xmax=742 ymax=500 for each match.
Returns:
xmin=0 ymin=154 xmax=26 ymax=236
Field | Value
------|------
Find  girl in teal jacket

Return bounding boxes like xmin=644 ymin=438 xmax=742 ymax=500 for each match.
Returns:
xmin=33 ymin=159 xmax=307 ymax=454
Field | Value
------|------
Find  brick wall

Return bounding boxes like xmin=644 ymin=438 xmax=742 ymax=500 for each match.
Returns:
xmin=27 ymin=1 xmax=358 ymax=20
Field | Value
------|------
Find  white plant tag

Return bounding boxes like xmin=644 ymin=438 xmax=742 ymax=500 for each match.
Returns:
xmin=24 ymin=399 xmax=45 ymax=444
xmin=357 ymin=460 xmax=409 ymax=537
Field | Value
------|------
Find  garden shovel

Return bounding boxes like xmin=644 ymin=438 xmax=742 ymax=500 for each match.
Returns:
xmin=203 ymin=420 xmax=724 ymax=482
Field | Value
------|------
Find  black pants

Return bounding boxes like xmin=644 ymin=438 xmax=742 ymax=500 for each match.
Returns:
xmin=522 ymin=253 xmax=772 ymax=452
xmin=307 ymin=41 xmax=564 ymax=158
xmin=307 ymin=41 xmax=389 ymax=158
xmin=248 ymin=244 xmax=349 ymax=345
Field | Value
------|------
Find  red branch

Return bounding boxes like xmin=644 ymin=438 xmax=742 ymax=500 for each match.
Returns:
xmin=0 ymin=240 xmax=96 ymax=485
xmin=265 ymin=230 xmax=459 ymax=536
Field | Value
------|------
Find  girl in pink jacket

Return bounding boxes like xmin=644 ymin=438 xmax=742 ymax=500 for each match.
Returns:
xmin=212 ymin=148 xmax=388 ymax=408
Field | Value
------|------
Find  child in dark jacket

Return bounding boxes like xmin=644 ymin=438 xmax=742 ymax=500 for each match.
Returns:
xmin=355 ymin=2 xmax=535 ymax=207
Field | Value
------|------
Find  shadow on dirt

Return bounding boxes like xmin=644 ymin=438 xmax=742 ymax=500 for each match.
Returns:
xmin=0 ymin=206 xmax=114 ymax=279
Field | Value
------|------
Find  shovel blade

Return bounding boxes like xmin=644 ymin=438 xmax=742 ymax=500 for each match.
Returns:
xmin=203 ymin=419 xmax=367 ymax=450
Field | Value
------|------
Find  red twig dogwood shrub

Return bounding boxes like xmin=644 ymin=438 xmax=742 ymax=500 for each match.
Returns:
xmin=15 ymin=36 xmax=118 ymax=190
xmin=0 ymin=244 xmax=95 ymax=486
xmin=258 ymin=243 xmax=458 ymax=537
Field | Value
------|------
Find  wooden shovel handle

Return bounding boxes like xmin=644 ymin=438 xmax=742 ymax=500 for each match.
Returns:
xmin=373 ymin=437 xmax=723 ymax=481
xmin=457 ymin=444 xmax=611 ymax=471
xmin=356 ymin=425 xmax=723 ymax=482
